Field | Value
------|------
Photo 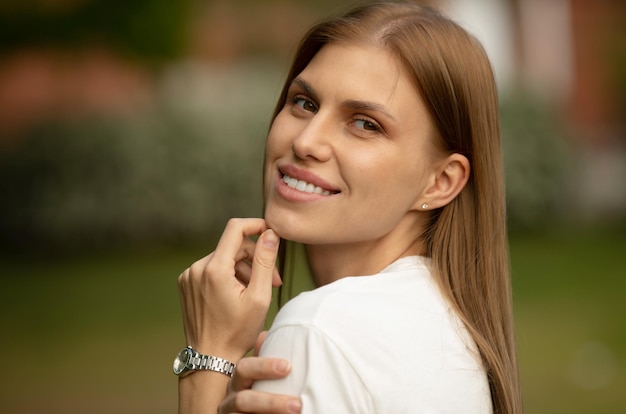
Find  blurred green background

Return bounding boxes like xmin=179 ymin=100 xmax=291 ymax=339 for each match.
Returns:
xmin=0 ymin=1 xmax=624 ymax=413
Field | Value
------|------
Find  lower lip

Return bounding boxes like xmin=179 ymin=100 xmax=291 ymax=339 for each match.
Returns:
xmin=275 ymin=172 xmax=336 ymax=202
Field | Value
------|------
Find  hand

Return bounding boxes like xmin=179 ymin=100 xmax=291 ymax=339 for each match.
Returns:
xmin=218 ymin=332 xmax=302 ymax=414
xmin=178 ymin=218 xmax=281 ymax=360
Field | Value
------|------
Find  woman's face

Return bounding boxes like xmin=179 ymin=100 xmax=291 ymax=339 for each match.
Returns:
xmin=264 ymin=42 xmax=438 ymax=247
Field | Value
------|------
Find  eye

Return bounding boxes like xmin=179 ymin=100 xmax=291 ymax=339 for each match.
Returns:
xmin=290 ymin=96 xmax=318 ymax=113
xmin=354 ymin=118 xmax=381 ymax=132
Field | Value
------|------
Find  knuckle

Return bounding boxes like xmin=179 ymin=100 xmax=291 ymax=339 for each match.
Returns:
xmin=225 ymin=217 xmax=244 ymax=231
xmin=177 ymin=270 xmax=188 ymax=286
xmin=188 ymin=260 xmax=205 ymax=278
xmin=249 ymin=294 xmax=271 ymax=311
xmin=204 ymin=257 xmax=224 ymax=277
xmin=254 ymin=252 xmax=275 ymax=269
xmin=231 ymin=390 xmax=250 ymax=410
xmin=271 ymin=397 xmax=290 ymax=412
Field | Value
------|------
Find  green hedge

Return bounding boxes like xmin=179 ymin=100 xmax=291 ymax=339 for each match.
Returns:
xmin=500 ymin=92 xmax=572 ymax=231
xmin=0 ymin=115 xmax=264 ymax=252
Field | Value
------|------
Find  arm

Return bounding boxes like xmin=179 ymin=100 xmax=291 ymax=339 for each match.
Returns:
xmin=217 ymin=331 xmax=303 ymax=414
xmin=218 ymin=356 xmax=302 ymax=414
xmin=254 ymin=325 xmax=375 ymax=413
xmin=178 ymin=358 xmax=301 ymax=414
xmin=177 ymin=218 xmax=282 ymax=413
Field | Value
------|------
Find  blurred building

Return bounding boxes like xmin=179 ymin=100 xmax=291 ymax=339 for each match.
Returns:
xmin=446 ymin=0 xmax=624 ymax=139
xmin=443 ymin=0 xmax=625 ymax=219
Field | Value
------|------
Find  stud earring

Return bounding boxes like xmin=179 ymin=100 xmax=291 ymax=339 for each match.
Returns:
xmin=421 ymin=203 xmax=429 ymax=210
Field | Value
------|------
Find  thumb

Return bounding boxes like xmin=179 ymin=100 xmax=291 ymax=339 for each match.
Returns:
xmin=248 ymin=229 xmax=280 ymax=296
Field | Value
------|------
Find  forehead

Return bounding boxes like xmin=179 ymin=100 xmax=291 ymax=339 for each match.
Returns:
xmin=295 ymin=42 xmax=423 ymax=114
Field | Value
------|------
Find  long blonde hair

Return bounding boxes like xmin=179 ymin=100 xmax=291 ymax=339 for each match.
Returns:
xmin=269 ymin=2 xmax=522 ymax=413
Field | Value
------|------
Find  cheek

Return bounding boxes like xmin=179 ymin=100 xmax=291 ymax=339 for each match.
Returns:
xmin=263 ymin=117 xmax=291 ymax=193
xmin=265 ymin=113 xmax=293 ymax=159
xmin=361 ymin=152 xmax=430 ymax=209
xmin=347 ymin=148 xmax=426 ymax=194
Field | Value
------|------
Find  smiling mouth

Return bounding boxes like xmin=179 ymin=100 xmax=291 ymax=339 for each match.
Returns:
xmin=281 ymin=174 xmax=339 ymax=196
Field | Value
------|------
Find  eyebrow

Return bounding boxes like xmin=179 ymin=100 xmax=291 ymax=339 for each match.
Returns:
xmin=292 ymin=78 xmax=319 ymax=102
xmin=291 ymin=77 xmax=397 ymax=123
xmin=343 ymin=99 xmax=397 ymax=123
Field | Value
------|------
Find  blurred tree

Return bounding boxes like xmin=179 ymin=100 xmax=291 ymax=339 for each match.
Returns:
xmin=500 ymin=91 xmax=572 ymax=231
xmin=0 ymin=0 xmax=193 ymax=63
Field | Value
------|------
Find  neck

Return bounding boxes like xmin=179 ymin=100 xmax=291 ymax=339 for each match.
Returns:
xmin=306 ymin=220 xmax=426 ymax=286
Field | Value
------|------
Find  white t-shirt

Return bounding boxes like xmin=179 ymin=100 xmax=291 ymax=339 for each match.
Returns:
xmin=253 ymin=256 xmax=493 ymax=413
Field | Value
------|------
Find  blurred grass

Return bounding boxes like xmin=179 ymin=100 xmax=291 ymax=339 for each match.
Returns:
xmin=511 ymin=228 xmax=626 ymax=414
xmin=0 ymin=228 xmax=624 ymax=413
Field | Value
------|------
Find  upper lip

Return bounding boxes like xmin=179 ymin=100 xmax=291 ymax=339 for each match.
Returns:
xmin=278 ymin=164 xmax=341 ymax=193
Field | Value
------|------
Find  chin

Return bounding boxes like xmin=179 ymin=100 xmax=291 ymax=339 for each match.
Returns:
xmin=264 ymin=208 xmax=319 ymax=244
xmin=264 ymin=208 xmax=297 ymax=242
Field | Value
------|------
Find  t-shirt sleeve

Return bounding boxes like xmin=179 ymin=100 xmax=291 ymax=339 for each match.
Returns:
xmin=252 ymin=324 xmax=375 ymax=414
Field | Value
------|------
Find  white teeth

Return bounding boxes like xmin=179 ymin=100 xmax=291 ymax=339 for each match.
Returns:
xmin=282 ymin=174 xmax=332 ymax=195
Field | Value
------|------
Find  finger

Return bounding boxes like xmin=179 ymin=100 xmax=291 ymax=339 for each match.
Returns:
xmin=212 ymin=219 xmax=268 ymax=270
xmin=234 ymin=238 xmax=257 ymax=264
xmin=186 ymin=238 xmax=255 ymax=286
xmin=234 ymin=260 xmax=253 ymax=285
xmin=231 ymin=356 xmax=291 ymax=392
xmin=236 ymin=257 xmax=282 ymax=287
xmin=235 ymin=237 xmax=282 ymax=287
xmin=247 ymin=229 xmax=280 ymax=297
xmin=219 ymin=390 xmax=302 ymax=414
xmin=254 ymin=331 xmax=268 ymax=356
xmin=186 ymin=249 xmax=215 ymax=279
xmin=272 ymin=267 xmax=282 ymax=287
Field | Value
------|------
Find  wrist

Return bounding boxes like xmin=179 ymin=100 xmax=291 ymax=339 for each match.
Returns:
xmin=189 ymin=339 xmax=251 ymax=363
xmin=178 ymin=369 xmax=230 ymax=414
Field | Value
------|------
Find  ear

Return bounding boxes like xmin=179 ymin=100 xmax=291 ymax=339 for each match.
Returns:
xmin=412 ymin=153 xmax=470 ymax=211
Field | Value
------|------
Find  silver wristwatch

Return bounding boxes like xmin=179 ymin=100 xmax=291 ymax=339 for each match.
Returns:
xmin=173 ymin=346 xmax=236 ymax=378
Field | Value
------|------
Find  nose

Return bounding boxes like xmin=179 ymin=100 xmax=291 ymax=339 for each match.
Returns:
xmin=291 ymin=113 xmax=333 ymax=162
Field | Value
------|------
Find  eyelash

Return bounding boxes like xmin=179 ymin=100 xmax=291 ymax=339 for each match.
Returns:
xmin=288 ymin=94 xmax=384 ymax=134
xmin=289 ymin=95 xmax=318 ymax=113
xmin=353 ymin=117 xmax=382 ymax=133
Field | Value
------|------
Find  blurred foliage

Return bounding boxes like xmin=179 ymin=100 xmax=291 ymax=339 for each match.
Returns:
xmin=0 ymin=0 xmax=192 ymax=62
xmin=500 ymin=91 xmax=572 ymax=231
xmin=0 ymin=65 xmax=577 ymax=253
xmin=0 ymin=61 xmax=282 ymax=254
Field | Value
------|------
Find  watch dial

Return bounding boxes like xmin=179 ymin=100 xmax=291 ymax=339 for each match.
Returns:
xmin=173 ymin=348 xmax=190 ymax=374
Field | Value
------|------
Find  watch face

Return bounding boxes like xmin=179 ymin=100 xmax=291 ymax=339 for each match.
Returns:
xmin=173 ymin=348 xmax=191 ymax=375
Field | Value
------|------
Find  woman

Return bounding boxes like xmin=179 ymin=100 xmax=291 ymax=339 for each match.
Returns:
xmin=177 ymin=1 xmax=522 ymax=413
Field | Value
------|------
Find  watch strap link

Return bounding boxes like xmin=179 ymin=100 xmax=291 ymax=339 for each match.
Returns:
xmin=190 ymin=349 xmax=236 ymax=377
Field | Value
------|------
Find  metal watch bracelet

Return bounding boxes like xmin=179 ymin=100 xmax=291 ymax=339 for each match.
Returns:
xmin=191 ymin=351 xmax=236 ymax=377
xmin=173 ymin=346 xmax=237 ymax=378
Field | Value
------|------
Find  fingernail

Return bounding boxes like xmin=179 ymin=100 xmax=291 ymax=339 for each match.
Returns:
xmin=274 ymin=359 xmax=290 ymax=374
xmin=287 ymin=399 xmax=302 ymax=414
xmin=263 ymin=229 xmax=279 ymax=248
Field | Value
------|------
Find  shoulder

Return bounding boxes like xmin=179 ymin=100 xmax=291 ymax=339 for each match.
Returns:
xmin=269 ymin=256 xmax=482 ymax=367
xmin=272 ymin=256 xmax=450 ymax=340
xmin=262 ymin=256 xmax=492 ymax=412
